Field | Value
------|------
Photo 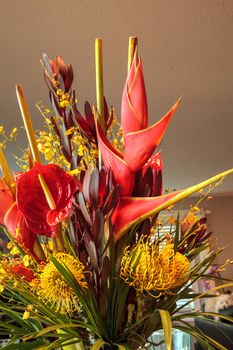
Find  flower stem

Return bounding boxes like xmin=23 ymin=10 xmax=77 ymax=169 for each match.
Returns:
xmin=95 ymin=38 xmax=105 ymax=133
xmin=128 ymin=36 xmax=138 ymax=71
xmin=0 ymin=146 xmax=15 ymax=195
xmin=15 ymin=84 xmax=42 ymax=164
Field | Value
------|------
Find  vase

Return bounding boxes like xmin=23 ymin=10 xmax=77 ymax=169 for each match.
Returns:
xmin=147 ymin=329 xmax=190 ymax=350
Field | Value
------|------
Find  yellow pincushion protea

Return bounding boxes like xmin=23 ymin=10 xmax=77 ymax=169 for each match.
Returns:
xmin=120 ymin=239 xmax=190 ymax=294
xmin=159 ymin=244 xmax=190 ymax=289
xmin=33 ymin=253 xmax=87 ymax=314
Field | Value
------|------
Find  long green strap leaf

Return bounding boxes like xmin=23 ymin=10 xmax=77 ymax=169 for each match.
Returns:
xmin=158 ymin=309 xmax=172 ymax=350
xmin=90 ymin=339 xmax=126 ymax=350
xmin=62 ymin=341 xmax=84 ymax=350
xmin=2 ymin=339 xmax=47 ymax=350
xmin=90 ymin=339 xmax=107 ymax=350
xmin=115 ymin=345 xmax=127 ymax=350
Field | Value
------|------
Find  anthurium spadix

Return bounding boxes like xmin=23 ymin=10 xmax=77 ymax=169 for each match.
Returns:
xmin=96 ymin=53 xmax=181 ymax=195
xmin=112 ymin=168 xmax=233 ymax=240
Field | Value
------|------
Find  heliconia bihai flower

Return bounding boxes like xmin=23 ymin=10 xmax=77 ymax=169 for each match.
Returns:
xmin=121 ymin=52 xmax=148 ymax=134
xmin=96 ymin=51 xmax=181 ymax=196
xmin=16 ymin=163 xmax=78 ymax=237
xmin=112 ymin=191 xmax=181 ymax=239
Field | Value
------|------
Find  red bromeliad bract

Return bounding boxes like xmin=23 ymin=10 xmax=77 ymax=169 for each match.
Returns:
xmin=16 ymin=163 xmax=78 ymax=237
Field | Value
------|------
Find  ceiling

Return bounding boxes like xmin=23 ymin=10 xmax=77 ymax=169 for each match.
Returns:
xmin=0 ymin=0 xmax=233 ymax=195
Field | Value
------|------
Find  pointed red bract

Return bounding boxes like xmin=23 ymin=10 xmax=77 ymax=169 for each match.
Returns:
xmin=112 ymin=191 xmax=180 ymax=239
xmin=121 ymin=55 xmax=148 ymax=134
xmin=0 ymin=180 xmax=37 ymax=257
xmin=0 ymin=180 xmax=14 ymax=224
xmin=16 ymin=163 xmax=78 ymax=236
xmin=11 ymin=264 xmax=35 ymax=282
xmin=96 ymin=121 xmax=135 ymax=196
xmin=124 ymin=98 xmax=181 ymax=172
xmin=4 ymin=202 xmax=36 ymax=253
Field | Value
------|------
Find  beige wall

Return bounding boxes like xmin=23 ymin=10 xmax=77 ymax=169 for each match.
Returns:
xmin=184 ymin=196 xmax=233 ymax=282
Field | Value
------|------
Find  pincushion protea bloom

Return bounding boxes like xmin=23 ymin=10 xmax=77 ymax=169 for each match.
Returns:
xmin=120 ymin=239 xmax=190 ymax=293
xmin=16 ymin=163 xmax=78 ymax=237
xmin=34 ymin=253 xmax=87 ymax=314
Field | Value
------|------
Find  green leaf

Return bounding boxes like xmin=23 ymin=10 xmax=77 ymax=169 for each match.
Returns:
xmin=23 ymin=324 xmax=81 ymax=340
xmin=90 ymin=339 xmax=107 ymax=350
xmin=115 ymin=344 xmax=127 ymax=350
xmin=2 ymin=339 xmax=47 ymax=350
xmin=174 ymin=212 xmax=180 ymax=253
xmin=158 ymin=309 xmax=172 ymax=350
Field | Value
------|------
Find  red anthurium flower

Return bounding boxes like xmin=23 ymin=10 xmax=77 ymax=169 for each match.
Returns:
xmin=4 ymin=202 xmax=36 ymax=254
xmin=0 ymin=179 xmax=37 ymax=257
xmin=16 ymin=163 xmax=78 ymax=237
xmin=0 ymin=180 xmax=14 ymax=225
xmin=96 ymin=51 xmax=181 ymax=195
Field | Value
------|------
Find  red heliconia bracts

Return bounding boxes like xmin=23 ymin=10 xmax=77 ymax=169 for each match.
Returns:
xmin=16 ymin=163 xmax=78 ymax=237
xmin=121 ymin=54 xmax=148 ymax=134
xmin=95 ymin=51 xmax=181 ymax=239
xmin=96 ymin=52 xmax=181 ymax=196
xmin=112 ymin=191 xmax=181 ymax=239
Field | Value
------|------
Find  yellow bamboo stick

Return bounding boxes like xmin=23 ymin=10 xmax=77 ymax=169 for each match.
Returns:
xmin=128 ymin=36 xmax=138 ymax=72
xmin=38 ymin=174 xmax=56 ymax=210
xmin=95 ymin=38 xmax=105 ymax=133
xmin=0 ymin=146 xmax=15 ymax=193
xmin=15 ymin=85 xmax=42 ymax=163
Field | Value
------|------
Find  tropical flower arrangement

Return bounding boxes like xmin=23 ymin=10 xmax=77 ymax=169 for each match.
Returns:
xmin=0 ymin=37 xmax=232 ymax=350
